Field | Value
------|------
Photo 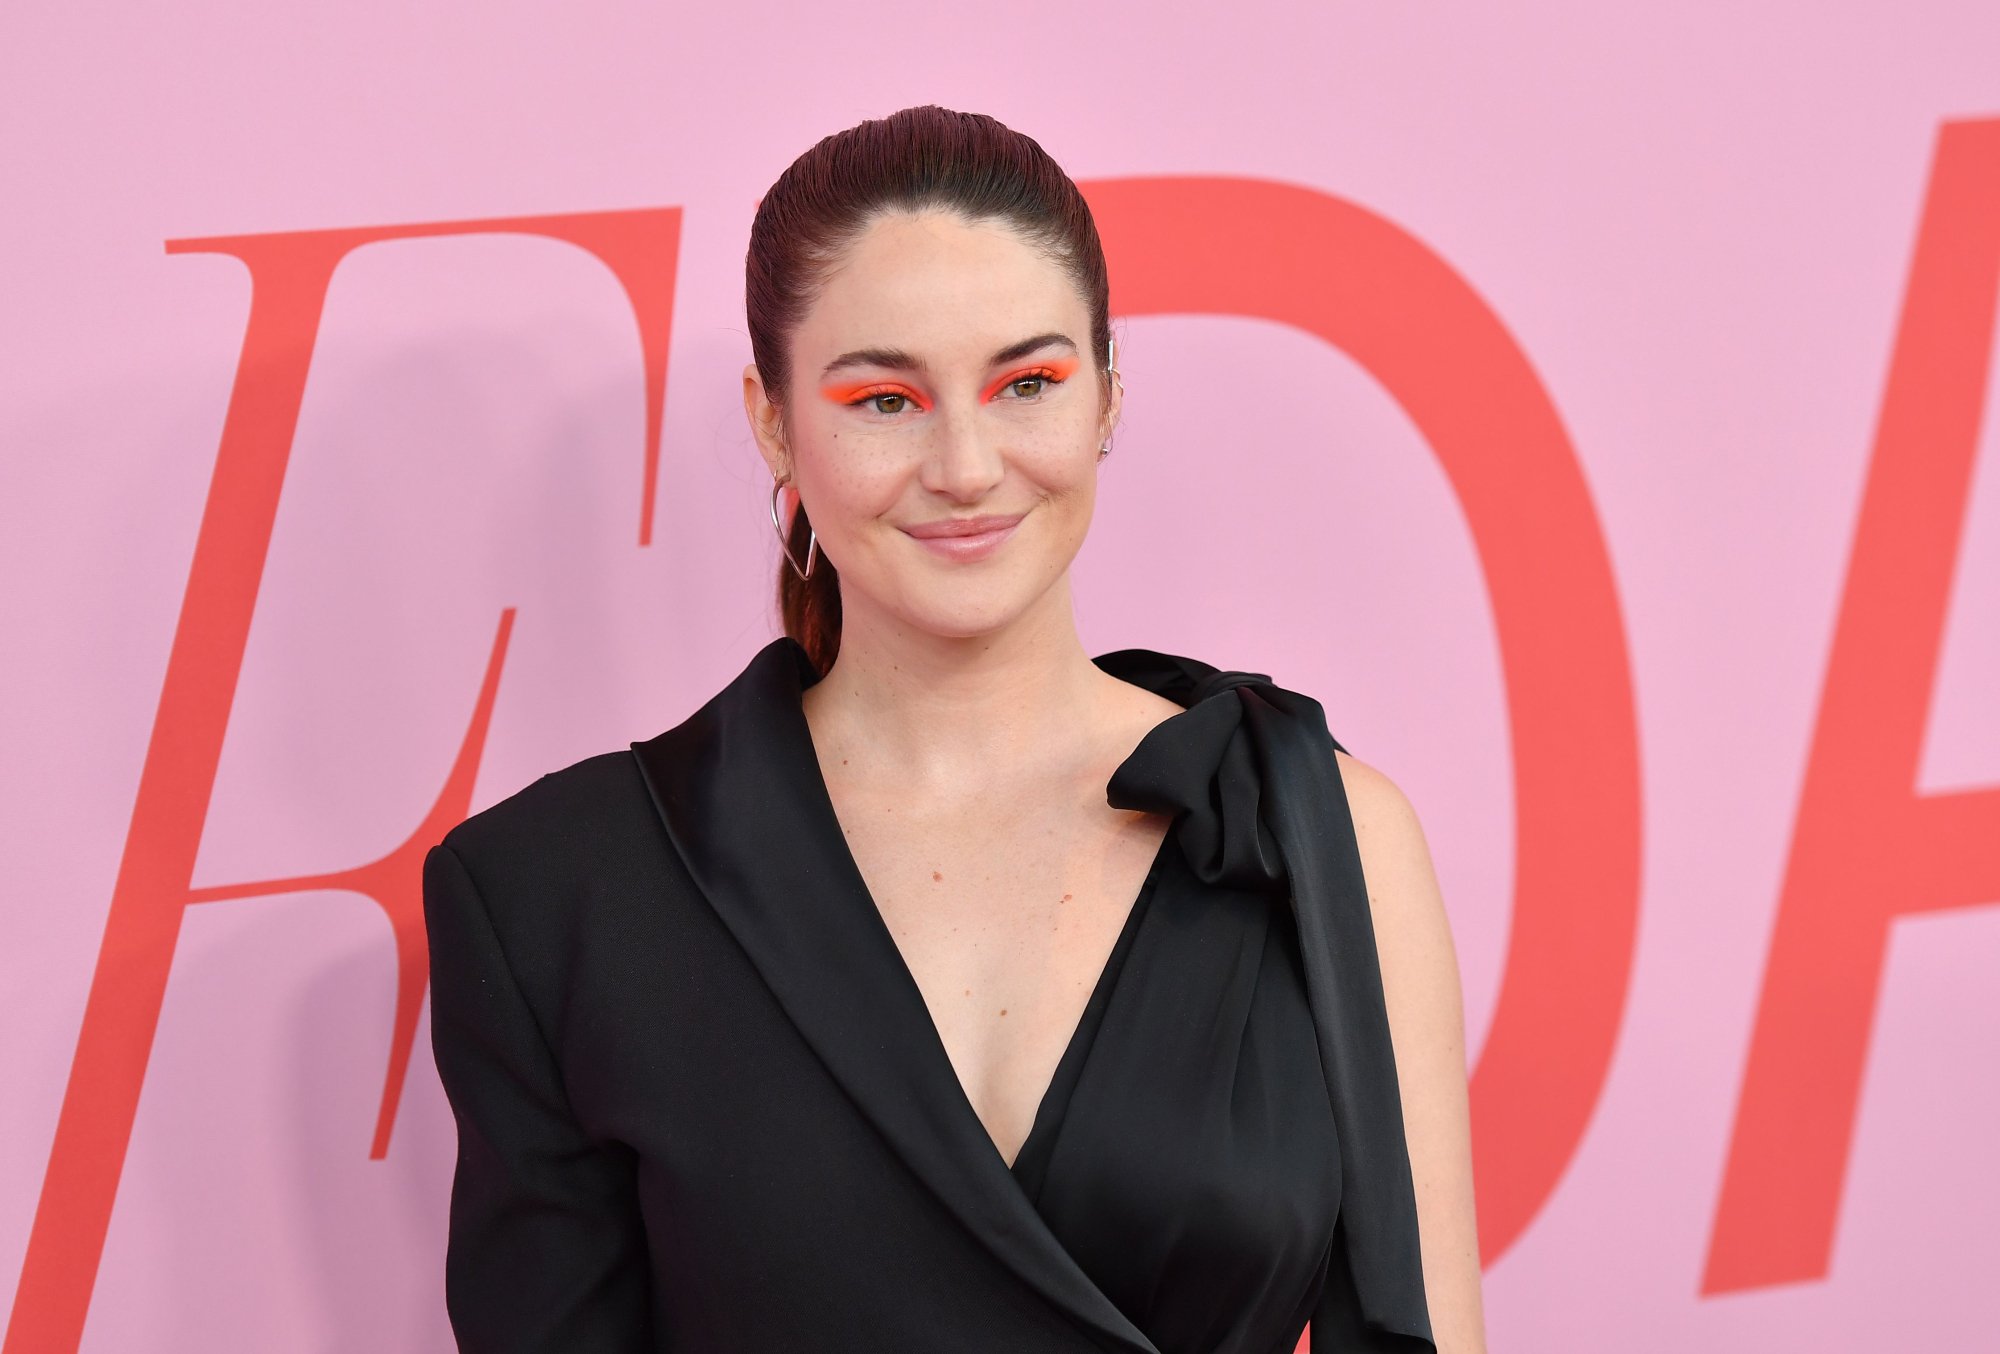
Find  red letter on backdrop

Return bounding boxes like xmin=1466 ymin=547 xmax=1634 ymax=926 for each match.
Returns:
xmin=1704 ymin=119 xmax=2000 ymax=1293
xmin=6 ymin=209 xmax=681 ymax=1354
xmin=1083 ymin=176 xmax=1643 ymax=1274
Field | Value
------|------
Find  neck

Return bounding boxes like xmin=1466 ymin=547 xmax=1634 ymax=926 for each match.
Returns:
xmin=800 ymin=577 xmax=1113 ymax=798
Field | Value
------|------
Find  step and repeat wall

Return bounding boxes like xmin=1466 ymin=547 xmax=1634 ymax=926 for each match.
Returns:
xmin=4 ymin=4 xmax=1997 ymax=1350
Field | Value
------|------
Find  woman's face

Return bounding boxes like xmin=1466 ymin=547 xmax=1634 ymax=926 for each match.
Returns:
xmin=743 ymin=209 xmax=1121 ymax=641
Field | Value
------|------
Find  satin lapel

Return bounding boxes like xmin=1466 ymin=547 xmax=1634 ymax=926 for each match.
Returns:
xmin=629 ymin=637 xmax=1159 ymax=1354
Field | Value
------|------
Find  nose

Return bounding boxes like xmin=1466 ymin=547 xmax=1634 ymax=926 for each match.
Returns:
xmin=919 ymin=402 xmax=1005 ymax=503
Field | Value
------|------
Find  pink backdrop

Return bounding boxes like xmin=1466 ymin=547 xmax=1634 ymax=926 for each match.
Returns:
xmin=5 ymin=5 xmax=1998 ymax=1350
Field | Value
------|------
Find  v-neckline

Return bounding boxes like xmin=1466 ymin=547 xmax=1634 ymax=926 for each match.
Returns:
xmin=628 ymin=635 xmax=1441 ymax=1352
xmin=788 ymin=662 xmax=1182 ymax=1177
xmin=630 ymin=636 xmax=1225 ymax=1354
xmin=1007 ymin=831 xmax=1172 ymax=1180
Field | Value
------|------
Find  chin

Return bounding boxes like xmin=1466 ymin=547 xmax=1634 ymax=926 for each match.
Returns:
xmin=901 ymin=604 xmax=1024 ymax=641
xmin=887 ymin=584 xmax=1041 ymax=641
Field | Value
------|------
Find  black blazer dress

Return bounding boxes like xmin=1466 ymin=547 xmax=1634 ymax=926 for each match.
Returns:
xmin=422 ymin=636 xmax=1436 ymax=1353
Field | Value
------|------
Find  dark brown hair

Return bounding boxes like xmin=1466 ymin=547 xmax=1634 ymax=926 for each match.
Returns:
xmin=745 ymin=104 xmax=1113 ymax=678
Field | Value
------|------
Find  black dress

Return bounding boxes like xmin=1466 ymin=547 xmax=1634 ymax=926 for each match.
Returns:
xmin=423 ymin=636 xmax=1435 ymax=1354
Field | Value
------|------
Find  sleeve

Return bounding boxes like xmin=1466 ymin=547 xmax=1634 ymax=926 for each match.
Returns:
xmin=424 ymin=840 xmax=655 ymax=1353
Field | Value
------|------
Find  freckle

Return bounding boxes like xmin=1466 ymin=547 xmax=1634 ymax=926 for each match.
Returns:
xmin=963 ymin=988 xmax=971 ymax=996
xmin=933 ymin=870 xmax=943 ymax=882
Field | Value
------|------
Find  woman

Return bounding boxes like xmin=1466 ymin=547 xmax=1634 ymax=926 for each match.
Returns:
xmin=424 ymin=105 xmax=1485 ymax=1353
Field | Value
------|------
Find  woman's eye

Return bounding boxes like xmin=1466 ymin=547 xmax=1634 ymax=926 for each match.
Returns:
xmin=1000 ymin=368 xmax=1063 ymax=400
xmin=847 ymin=389 xmax=919 ymax=415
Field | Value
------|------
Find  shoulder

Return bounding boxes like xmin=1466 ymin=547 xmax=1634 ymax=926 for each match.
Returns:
xmin=1100 ymin=671 xmax=1188 ymax=746
xmin=438 ymin=746 xmax=657 ymax=887
xmin=1331 ymin=745 xmax=1463 ymax=1025
xmin=1332 ymin=747 xmax=1425 ymax=863
xmin=425 ymin=746 xmax=679 ymax=1042
xmin=1332 ymin=748 xmax=1454 ymax=959
xmin=431 ymin=745 xmax=684 ymax=969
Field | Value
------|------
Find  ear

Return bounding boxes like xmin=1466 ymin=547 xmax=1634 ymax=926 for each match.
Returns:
xmin=742 ymin=363 xmax=789 ymax=479
xmin=1098 ymin=354 xmax=1125 ymax=449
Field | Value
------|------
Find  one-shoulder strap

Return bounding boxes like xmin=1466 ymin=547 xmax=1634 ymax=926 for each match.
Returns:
xmin=1094 ymin=649 xmax=1437 ymax=1352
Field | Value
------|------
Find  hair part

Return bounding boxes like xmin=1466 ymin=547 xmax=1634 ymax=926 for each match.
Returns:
xmin=745 ymin=104 xmax=1113 ymax=678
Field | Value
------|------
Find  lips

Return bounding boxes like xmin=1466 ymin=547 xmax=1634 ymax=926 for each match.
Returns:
xmin=902 ymin=512 xmax=1027 ymax=539
xmin=901 ymin=511 xmax=1026 ymax=562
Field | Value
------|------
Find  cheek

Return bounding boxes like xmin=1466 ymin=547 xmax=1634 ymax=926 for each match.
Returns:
xmin=792 ymin=415 xmax=904 ymax=520
xmin=1019 ymin=432 xmax=1102 ymax=498
xmin=808 ymin=456 xmax=903 ymax=531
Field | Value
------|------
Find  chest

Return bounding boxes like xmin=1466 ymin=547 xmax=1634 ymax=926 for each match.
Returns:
xmin=564 ymin=806 xmax=1343 ymax=1354
xmin=828 ymin=777 xmax=1171 ymax=1166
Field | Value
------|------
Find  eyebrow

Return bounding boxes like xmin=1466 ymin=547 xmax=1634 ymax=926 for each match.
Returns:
xmin=817 ymin=331 xmax=1078 ymax=381
xmin=992 ymin=332 xmax=1079 ymax=366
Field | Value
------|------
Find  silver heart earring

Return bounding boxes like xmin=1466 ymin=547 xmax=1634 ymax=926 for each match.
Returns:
xmin=769 ymin=476 xmax=819 ymax=581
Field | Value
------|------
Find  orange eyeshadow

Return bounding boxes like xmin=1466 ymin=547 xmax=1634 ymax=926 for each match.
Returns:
xmin=819 ymin=380 xmax=928 ymax=409
xmin=979 ymin=354 xmax=1081 ymax=403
